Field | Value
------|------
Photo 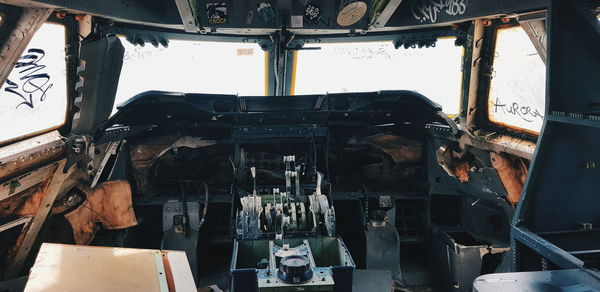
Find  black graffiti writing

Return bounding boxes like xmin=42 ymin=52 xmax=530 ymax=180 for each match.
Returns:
xmin=492 ymin=97 xmax=544 ymax=123
xmin=412 ymin=0 xmax=466 ymax=23
xmin=5 ymin=79 xmax=33 ymax=108
xmin=333 ymin=46 xmax=391 ymax=60
xmin=3 ymin=48 xmax=53 ymax=109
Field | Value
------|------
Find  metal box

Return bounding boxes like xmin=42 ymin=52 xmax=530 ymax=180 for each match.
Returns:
xmin=230 ymin=237 xmax=355 ymax=292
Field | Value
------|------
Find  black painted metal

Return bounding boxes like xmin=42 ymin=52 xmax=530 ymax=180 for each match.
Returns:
xmin=9 ymin=0 xmax=599 ymax=33
xmin=387 ymin=0 xmax=548 ymax=27
xmin=104 ymin=90 xmax=454 ymax=136
xmin=14 ymin=0 xmax=182 ymax=27
xmin=512 ymin=0 xmax=600 ymax=275
xmin=72 ymin=36 xmax=124 ymax=135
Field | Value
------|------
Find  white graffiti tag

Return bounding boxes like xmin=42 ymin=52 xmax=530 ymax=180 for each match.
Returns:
xmin=412 ymin=0 xmax=466 ymax=23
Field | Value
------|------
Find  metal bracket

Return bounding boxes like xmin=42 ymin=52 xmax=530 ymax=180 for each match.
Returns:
xmin=370 ymin=0 xmax=404 ymax=28
xmin=174 ymin=0 xmax=199 ymax=32
xmin=63 ymin=135 xmax=95 ymax=173
xmin=90 ymin=140 xmax=122 ymax=188
xmin=519 ymin=19 xmax=547 ymax=64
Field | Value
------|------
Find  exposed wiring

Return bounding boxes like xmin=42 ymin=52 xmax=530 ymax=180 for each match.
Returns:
xmin=198 ymin=182 xmax=209 ymax=229
xmin=312 ymin=135 xmax=318 ymax=173
xmin=79 ymin=204 xmax=114 ymax=228
xmin=229 ymin=157 xmax=237 ymax=194
xmin=179 ymin=181 xmax=189 ymax=236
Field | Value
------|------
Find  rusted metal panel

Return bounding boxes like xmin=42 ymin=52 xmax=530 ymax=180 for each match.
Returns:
xmin=452 ymin=161 xmax=470 ymax=183
xmin=0 ymin=163 xmax=54 ymax=202
xmin=130 ymin=135 xmax=181 ymax=195
xmin=4 ymin=159 xmax=71 ymax=278
xmin=0 ymin=131 xmax=65 ymax=181
xmin=458 ymin=132 xmax=536 ymax=160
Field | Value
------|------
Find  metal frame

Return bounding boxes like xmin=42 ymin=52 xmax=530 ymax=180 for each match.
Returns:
xmin=174 ymin=0 xmax=198 ymax=33
xmin=472 ymin=18 xmax=542 ymax=140
xmin=519 ymin=18 xmax=547 ymax=65
xmin=370 ymin=0 xmax=404 ymax=28
xmin=511 ymin=0 xmax=600 ymax=274
xmin=0 ymin=12 xmax=79 ymax=147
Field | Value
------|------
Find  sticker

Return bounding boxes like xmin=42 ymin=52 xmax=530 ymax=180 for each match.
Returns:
xmin=237 ymin=48 xmax=254 ymax=56
xmin=206 ymin=2 xmax=228 ymax=24
xmin=291 ymin=15 xmax=303 ymax=28
xmin=257 ymin=2 xmax=276 ymax=25
xmin=304 ymin=4 xmax=321 ymax=23
xmin=337 ymin=1 xmax=367 ymax=26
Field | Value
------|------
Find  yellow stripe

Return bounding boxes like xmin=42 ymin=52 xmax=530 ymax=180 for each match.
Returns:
xmin=289 ymin=51 xmax=298 ymax=95
xmin=264 ymin=51 xmax=269 ymax=96
xmin=453 ymin=45 xmax=466 ymax=119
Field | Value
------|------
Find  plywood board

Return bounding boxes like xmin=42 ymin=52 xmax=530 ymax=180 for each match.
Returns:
xmin=167 ymin=251 xmax=197 ymax=292
xmin=24 ymin=243 xmax=167 ymax=292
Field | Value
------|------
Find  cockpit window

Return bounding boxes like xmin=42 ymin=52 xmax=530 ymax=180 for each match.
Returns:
xmin=488 ymin=26 xmax=546 ymax=133
xmin=0 ymin=23 xmax=67 ymax=144
xmin=293 ymin=38 xmax=464 ymax=115
xmin=113 ymin=39 xmax=266 ymax=114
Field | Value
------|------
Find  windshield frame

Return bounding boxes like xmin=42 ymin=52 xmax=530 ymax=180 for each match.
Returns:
xmin=478 ymin=19 xmax=546 ymax=139
xmin=0 ymin=16 xmax=78 ymax=147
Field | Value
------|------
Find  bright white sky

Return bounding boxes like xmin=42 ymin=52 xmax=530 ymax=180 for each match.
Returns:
xmin=489 ymin=26 xmax=546 ymax=133
xmin=0 ymin=23 xmax=67 ymax=142
xmin=294 ymin=38 xmax=464 ymax=115
xmin=113 ymin=39 xmax=266 ymax=113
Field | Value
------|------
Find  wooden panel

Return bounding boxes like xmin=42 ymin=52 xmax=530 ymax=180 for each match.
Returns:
xmin=24 ymin=243 xmax=165 ymax=292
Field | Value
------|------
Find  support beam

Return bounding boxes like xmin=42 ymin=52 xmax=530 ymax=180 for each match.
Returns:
xmin=466 ymin=19 xmax=484 ymax=132
xmin=0 ymin=7 xmax=51 ymax=88
xmin=371 ymin=0 xmax=404 ymax=28
xmin=519 ymin=19 xmax=547 ymax=64
xmin=174 ymin=0 xmax=197 ymax=33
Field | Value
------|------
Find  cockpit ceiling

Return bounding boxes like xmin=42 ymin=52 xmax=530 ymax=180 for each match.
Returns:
xmin=2 ymin=0 xmax=585 ymax=35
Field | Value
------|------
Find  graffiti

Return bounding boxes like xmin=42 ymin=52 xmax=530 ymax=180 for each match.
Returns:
xmin=492 ymin=97 xmax=544 ymax=123
xmin=4 ymin=48 xmax=53 ymax=109
xmin=412 ymin=0 xmax=467 ymax=23
xmin=333 ymin=46 xmax=392 ymax=60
